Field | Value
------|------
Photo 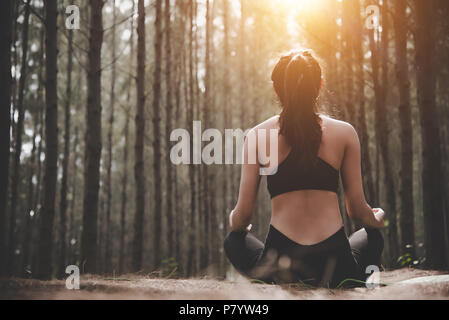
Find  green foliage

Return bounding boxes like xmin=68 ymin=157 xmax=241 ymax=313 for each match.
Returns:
xmin=396 ymin=253 xmax=425 ymax=267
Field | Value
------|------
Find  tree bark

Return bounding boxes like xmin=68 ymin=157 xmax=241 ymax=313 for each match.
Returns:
xmin=105 ymin=0 xmax=117 ymax=275
xmin=36 ymin=0 xmax=58 ymax=280
xmin=152 ymin=0 xmax=163 ymax=270
xmin=187 ymin=0 xmax=197 ymax=276
xmin=69 ymin=127 xmax=79 ymax=265
xmin=353 ymin=0 xmax=375 ymax=205
xmin=8 ymin=0 xmax=31 ymax=276
xmin=393 ymin=0 xmax=415 ymax=258
xmin=132 ymin=0 xmax=146 ymax=272
xmin=368 ymin=1 xmax=399 ymax=265
xmin=0 ymin=0 xmax=13 ymax=277
xmin=58 ymin=4 xmax=74 ymax=277
xmin=341 ymin=0 xmax=355 ymax=128
xmin=119 ymin=0 xmax=135 ymax=275
xmin=164 ymin=0 xmax=174 ymax=259
xmin=222 ymin=0 xmax=231 ymax=275
xmin=81 ymin=0 xmax=104 ymax=274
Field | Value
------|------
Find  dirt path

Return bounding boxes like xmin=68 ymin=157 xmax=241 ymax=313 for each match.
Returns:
xmin=1 ymin=268 xmax=448 ymax=300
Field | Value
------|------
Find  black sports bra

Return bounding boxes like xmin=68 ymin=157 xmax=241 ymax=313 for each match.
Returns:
xmin=266 ymin=149 xmax=339 ymax=198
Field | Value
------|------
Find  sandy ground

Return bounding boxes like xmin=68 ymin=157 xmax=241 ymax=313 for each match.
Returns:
xmin=1 ymin=268 xmax=448 ymax=300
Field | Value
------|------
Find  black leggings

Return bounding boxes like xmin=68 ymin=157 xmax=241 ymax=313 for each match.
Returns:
xmin=224 ymin=225 xmax=384 ymax=288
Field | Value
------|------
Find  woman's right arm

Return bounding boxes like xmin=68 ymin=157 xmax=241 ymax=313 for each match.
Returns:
xmin=340 ymin=124 xmax=385 ymax=229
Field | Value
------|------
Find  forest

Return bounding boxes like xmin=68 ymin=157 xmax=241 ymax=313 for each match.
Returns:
xmin=0 ymin=0 xmax=448 ymax=282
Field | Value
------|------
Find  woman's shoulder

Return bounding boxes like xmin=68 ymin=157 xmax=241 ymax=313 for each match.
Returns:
xmin=320 ymin=114 xmax=356 ymax=134
xmin=320 ymin=114 xmax=359 ymax=148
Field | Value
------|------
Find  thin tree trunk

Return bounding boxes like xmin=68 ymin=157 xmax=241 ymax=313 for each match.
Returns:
xmin=198 ymin=0 xmax=213 ymax=271
xmin=368 ymin=1 xmax=398 ymax=266
xmin=341 ymin=0 xmax=355 ymax=128
xmin=105 ymin=0 xmax=117 ymax=275
xmin=81 ymin=0 xmax=104 ymax=274
xmin=58 ymin=6 xmax=74 ymax=277
xmin=153 ymin=0 xmax=163 ymax=270
xmin=0 ymin=0 xmax=13 ymax=277
xmin=69 ymin=127 xmax=79 ymax=265
xmin=222 ymin=0 xmax=231 ymax=275
xmin=132 ymin=0 xmax=146 ymax=272
xmin=21 ymin=104 xmax=40 ymax=276
xmin=164 ymin=0 xmax=174 ymax=259
xmin=380 ymin=1 xmax=399 ymax=264
xmin=119 ymin=0 xmax=135 ymax=275
xmin=239 ymin=1 xmax=246 ymax=127
xmin=353 ymin=0 xmax=375 ymax=205
xmin=119 ymin=113 xmax=130 ymax=274
xmin=174 ymin=3 xmax=187 ymax=274
xmin=187 ymin=0 xmax=197 ymax=276
xmin=10 ymin=0 xmax=19 ymax=156
xmin=8 ymin=0 xmax=31 ymax=276
xmin=32 ymin=76 xmax=45 ymax=275
xmin=393 ymin=0 xmax=415 ymax=258
xmin=36 ymin=0 xmax=58 ymax=280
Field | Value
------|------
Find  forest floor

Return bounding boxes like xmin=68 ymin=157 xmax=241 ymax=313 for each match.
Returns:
xmin=1 ymin=268 xmax=449 ymax=300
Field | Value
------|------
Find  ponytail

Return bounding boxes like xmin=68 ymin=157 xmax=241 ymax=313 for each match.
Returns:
xmin=271 ymin=50 xmax=323 ymax=168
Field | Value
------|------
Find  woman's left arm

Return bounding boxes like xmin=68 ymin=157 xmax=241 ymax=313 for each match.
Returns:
xmin=229 ymin=130 xmax=261 ymax=232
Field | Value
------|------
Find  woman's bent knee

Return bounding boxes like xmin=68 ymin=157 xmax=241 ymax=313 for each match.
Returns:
xmin=223 ymin=231 xmax=245 ymax=255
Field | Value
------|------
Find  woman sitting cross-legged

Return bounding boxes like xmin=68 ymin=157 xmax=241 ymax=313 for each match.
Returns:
xmin=223 ymin=50 xmax=384 ymax=288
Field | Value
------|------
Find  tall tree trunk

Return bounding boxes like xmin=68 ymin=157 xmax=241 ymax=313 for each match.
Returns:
xmin=340 ymin=0 xmax=356 ymax=235
xmin=119 ymin=0 xmax=135 ymax=275
xmin=58 ymin=5 xmax=74 ymax=277
xmin=239 ymin=0 xmax=246 ymax=127
xmin=187 ymin=0 xmax=197 ymax=276
xmin=8 ymin=0 xmax=31 ymax=276
xmin=164 ymin=0 xmax=174 ymax=259
xmin=353 ymin=0 xmax=375 ymax=205
xmin=152 ymin=0 xmax=163 ymax=270
xmin=132 ymin=0 xmax=146 ymax=272
xmin=22 ymin=40 xmax=45 ymax=273
xmin=222 ymin=0 xmax=231 ymax=275
xmin=81 ymin=0 xmax=104 ymax=274
xmin=341 ymin=0 xmax=355 ymax=127
xmin=0 ymin=0 xmax=13 ymax=277
xmin=105 ymin=0 xmax=117 ymax=275
xmin=193 ymin=1 xmax=202 ymax=273
xmin=10 ymin=1 xmax=19 ymax=157
xmin=69 ymin=127 xmax=79 ymax=265
xmin=36 ymin=0 xmax=58 ymax=280
xmin=32 ymin=74 xmax=45 ymax=275
xmin=174 ymin=7 xmax=186 ymax=272
xmin=368 ymin=1 xmax=398 ymax=265
xmin=203 ymin=0 xmax=214 ymax=270
xmin=380 ymin=1 xmax=399 ymax=264
xmin=119 ymin=112 xmax=130 ymax=274
xmin=393 ymin=0 xmax=415 ymax=258
xmin=414 ymin=0 xmax=448 ymax=268
xmin=21 ymin=107 xmax=39 ymax=276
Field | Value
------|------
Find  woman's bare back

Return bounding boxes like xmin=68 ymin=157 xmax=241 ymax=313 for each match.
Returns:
xmin=254 ymin=114 xmax=354 ymax=245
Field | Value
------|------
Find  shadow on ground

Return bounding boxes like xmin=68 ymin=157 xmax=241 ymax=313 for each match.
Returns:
xmin=1 ymin=268 xmax=448 ymax=300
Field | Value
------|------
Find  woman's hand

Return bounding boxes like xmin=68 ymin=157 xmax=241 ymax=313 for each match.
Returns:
xmin=372 ymin=208 xmax=385 ymax=228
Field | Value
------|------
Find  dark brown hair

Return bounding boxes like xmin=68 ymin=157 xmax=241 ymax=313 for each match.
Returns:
xmin=271 ymin=49 xmax=323 ymax=168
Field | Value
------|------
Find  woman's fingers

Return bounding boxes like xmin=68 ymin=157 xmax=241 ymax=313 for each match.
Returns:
xmin=372 ymin=208 xmax=385 ymax=228
xmin=373 ymin=208 xmax=385 ymax=218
